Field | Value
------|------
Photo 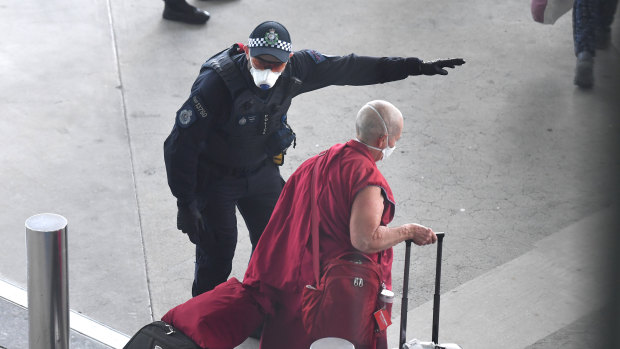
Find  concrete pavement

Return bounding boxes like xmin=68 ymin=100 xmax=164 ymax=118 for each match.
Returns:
xmin=1 ymin=0 xmax=619 ymax=348
xmin=0 ymin=297 xmax=111 ymax=349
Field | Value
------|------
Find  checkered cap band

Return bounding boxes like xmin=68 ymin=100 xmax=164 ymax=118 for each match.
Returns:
xmin=248 ymin=37 xmax=292 ymax=52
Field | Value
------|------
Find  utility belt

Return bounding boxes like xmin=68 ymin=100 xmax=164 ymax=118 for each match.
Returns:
xmin=206 ymin=158 xmax=271 ymax=178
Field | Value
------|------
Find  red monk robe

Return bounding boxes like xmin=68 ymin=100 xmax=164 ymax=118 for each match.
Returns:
xmin=164 ymin=140 xmax=396 ymax=349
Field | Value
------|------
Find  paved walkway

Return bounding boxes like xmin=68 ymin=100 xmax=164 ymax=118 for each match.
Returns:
xmin=0 ymin=298 xmax=112 ymax=349
xmin=1 ymin=0 xmax=619 ymax=348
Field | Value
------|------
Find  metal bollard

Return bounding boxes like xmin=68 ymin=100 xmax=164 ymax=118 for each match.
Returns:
xmin=26 ymin=213 xmax=69 ymax=349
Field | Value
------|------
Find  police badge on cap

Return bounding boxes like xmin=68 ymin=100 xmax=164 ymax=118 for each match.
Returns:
xmin=264 ymin=29 xmax=279 ymax=45
xmin=247 ymin=21 xmax=292 ymax=63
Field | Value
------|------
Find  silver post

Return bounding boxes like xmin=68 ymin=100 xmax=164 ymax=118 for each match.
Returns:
xmin=26 ymin=213 xmax=69 ymax=349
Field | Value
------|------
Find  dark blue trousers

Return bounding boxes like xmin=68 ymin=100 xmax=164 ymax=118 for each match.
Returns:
xmin=573 ymin=0 xmax=618 ymax=55
xmin=191 ymin=162 xmax=284 ymax=297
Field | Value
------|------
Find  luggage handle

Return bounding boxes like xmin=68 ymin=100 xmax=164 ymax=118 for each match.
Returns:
xmin=432 ymin=232 xmax=444 ymax=344
xmin=399 ymin=232 xmax=445 ymax=349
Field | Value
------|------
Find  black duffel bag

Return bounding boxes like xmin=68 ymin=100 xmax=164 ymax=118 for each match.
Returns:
xmin=123 ymin=321 xmax=201 ymax=349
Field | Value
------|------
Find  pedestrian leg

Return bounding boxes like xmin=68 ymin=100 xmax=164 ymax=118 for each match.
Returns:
xmin=596 ymin=0 xmax=618 ymax=48
xmin=192 ymin=177 xmax=244 ymax=297
xmin=237 ymin=163 xmax=285 ymax=251
xmin=573 ymin=0 xmax=599 ymax=87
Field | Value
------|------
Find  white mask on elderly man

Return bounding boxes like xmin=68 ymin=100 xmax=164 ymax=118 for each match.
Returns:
xmin=356 ymin=104 xmax=396 ymax=160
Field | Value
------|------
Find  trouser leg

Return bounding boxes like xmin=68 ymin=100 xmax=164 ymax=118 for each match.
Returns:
xmin=192 ymin=164 xmax=283 ymax=297
xmin=236 ymin=164 xmax=284 ymax=338
xmin=237 ymin=163 xmax=285 ymax=251
xmin=192 ymin=177 xmax=243 ymax=297
xmin=599 ymin=0 xmax=618 ymax=31
xmin=193 ymin=242 xmax=235 ymax=297
xmin=573 ymin=0 xmax=599 ymax=55
xmin=593 ymin=0 xmax=618 ymax=48
xmin=573 ymin=0 xmax=598 ymax=87
xmin=163 ymin=0 xmax=198 ymax=11
xmin=162 ymin=0 xmax=210 ymax=24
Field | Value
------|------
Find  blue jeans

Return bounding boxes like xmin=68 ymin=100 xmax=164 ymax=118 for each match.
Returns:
xmin=573 ymin=0 xmax=618 ymax=55
xmin=191 ymin=162 xmax=284 ymax=297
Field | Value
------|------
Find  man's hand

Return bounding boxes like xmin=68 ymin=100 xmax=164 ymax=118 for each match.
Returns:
xmin=405 ymin=223 xmax=437 ymax=245
xmin=177 ymin=200 xmax=205 ymax=244
xmin=421 ymin=58 xmax=466 ymax=76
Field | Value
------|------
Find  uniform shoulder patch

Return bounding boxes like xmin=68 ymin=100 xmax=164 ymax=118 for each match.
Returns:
xmin=175 ymin=93 xmax=209 ymax=128
xmin=305 ymin=49 xmax=327 ymax=64
xmin=176 ymin=108 xmax=195 ymax=128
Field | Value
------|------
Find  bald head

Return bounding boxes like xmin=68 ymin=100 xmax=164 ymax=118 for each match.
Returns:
xmin=355 ymin=100 xmax=404 ymax=147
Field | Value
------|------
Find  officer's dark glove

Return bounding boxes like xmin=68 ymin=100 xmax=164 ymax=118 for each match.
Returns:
xmin=420 ymin=58 xmax=466 ymax=75
xmin=177 ymin=200 xmax=205 ymax=244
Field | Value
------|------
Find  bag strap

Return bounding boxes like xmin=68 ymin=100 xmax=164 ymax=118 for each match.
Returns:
xmin=310 ymin=154 xmax=322 ymax=286
xmin=309 ymin=151 xmax=382 ymax=286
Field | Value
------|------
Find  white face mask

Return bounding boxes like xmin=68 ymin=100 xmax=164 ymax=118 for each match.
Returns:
xmin=356 ymin=104 xmax=396 ymax=160
xmin=357 ymin=138 xmax=396 ymax=160
xmin=382 ymin=140 xmax=396 ymax=159
xmin=249 ymin=61 xmax=282 ymax=90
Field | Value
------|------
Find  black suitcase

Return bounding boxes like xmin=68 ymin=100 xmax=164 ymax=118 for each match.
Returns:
xmin=123 ymin=321 xmax=202 ymax=349
xmin=399 ymin=232 xmax=462 ymax=349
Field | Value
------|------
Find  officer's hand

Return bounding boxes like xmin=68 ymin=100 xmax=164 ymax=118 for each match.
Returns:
xmin=405 ymin=223 xmax=437 ymax=246
xmin=421 ymin=58 xmax=466 ymax=76
xmin=177 ymin=201 xmax=205 ymax=243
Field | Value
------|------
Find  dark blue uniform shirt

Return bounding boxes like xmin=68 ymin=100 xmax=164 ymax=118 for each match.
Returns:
xmin=164 ymin=48 xmax=422 ymax=206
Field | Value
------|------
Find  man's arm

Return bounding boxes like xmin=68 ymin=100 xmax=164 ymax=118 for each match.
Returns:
xmin=164 ymin=69 xmax=226 ymax=206
xmin=349 ymin=186 xmax=436 ymax=254
xmin=291 ymin=50 xmax=465 ymax=94
xmin=163 ymin=124 xmax=202 ymax=207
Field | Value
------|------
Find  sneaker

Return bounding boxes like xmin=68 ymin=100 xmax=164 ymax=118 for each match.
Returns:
xmin=574 ymin=51 xmax=594 ymax=88
xmin=163 ymin=1 xmax=210 ymax=24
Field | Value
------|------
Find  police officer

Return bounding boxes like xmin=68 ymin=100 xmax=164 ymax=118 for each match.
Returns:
xmin=163 ymin=20 xmax=465 ymax=297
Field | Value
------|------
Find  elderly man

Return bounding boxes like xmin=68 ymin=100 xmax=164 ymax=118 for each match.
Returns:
xmin=163 ymin=100 xmax=437 ymax=349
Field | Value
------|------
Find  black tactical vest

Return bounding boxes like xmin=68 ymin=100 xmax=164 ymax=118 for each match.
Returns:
xmin=202 ymin=44 xmax=300 ymax=168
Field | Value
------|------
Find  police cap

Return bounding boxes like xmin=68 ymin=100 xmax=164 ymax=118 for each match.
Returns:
xmin=248 ymin=21 xmax=292 ymax=63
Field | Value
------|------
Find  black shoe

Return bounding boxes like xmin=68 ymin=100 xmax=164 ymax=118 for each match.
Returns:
xmin=574 ymin=51 xmax=594 ymax=89
xmin=163 ymin=1 xmax=210 ymax=24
